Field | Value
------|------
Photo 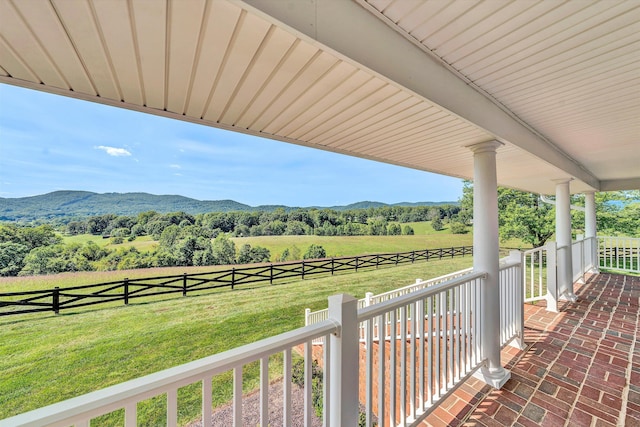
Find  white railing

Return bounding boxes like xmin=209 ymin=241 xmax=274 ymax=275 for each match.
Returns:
xmin=3 ymin=263 xmax=528 ymax=427
xmin=572 ymin=236 xmax=598 ymax=283
xmin=523 ymin=235 xmax=604 ymax=313
xmin=305 ymin=267 xmax=474 ymax=343
xmin=523 ymin=242 xmax=556 ymax=305
xmin=0 ymin=318 xmax=339 ymax=427
xmin=599 ymin=236 xmax=640 ymax=273
xmin=499 ymin=251 xmax=525 ymax=350
xmin=358 ymin=272 xmax=486 ymax=427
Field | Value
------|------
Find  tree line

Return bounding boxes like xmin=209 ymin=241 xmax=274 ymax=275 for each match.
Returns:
xmin=0 ymin=205 xmax=460 ymax=277
xmin=64 ymin=204 xmax=460 ymax=239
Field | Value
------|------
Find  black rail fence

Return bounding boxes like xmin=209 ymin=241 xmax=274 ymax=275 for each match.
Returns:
xmin=0 ymin=246 xmax=472 ymax=317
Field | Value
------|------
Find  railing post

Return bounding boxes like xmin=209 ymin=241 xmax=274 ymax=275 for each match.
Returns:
xmin=124 ymin=279 xmax=129 ymax=305
xmin=53 ymin=287 xmax=60 ymax=314
xmin=509 ymin=250 xmax=525 ymax=350
xmin=546 ymin=242 xmax=558 ymax=313
xmin=304 ymin=308 xmax=310 ymax=326
xmin=327 ymin=294 xmax=359 ymax=427
xmin=365 ymin=292 xmax=373 ymax=306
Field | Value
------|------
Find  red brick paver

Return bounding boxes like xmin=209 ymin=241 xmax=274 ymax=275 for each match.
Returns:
xmin=419 ymin=273 xmax=640 ymax=427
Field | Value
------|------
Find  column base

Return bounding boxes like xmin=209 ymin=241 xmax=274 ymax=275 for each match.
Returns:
xmin=559 ymin=292 xmax=578 ymax=303
xmin=473 ymin=365 xmax=511 ymax=389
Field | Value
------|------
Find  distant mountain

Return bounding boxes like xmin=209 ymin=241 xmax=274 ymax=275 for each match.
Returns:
xmin=0 ymin=191 xmax=458 ymax=222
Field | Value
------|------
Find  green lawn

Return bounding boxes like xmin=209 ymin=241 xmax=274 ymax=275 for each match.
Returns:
xmin=0 ymin=257 xmax=473 ymax=425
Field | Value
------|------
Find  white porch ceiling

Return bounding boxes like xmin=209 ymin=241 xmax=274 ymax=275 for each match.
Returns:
xmin=0 ymin=0 xmax=638 ymax=195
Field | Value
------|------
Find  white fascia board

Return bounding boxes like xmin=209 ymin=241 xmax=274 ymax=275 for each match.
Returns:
xmin=238 ymin=0 xmax=601 ymax=191
xmin=600 ymin=178 xmax=640 ymax=191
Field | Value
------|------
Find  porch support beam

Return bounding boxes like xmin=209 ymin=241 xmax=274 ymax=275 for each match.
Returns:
xmin=469 ymin=140 xmax=510 ymax=389
xmin=555 ymin=179 xmax=578 ymax=302
xmin=585 ymin=191 xmax=599 ymax=273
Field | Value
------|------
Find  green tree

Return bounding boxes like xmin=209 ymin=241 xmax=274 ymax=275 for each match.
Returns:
xmin=387 ymin=223 xmax=402 ymax=235
xmin=368 ymin=218 xmax=387 ymax=236
xmin=159 ymin=225 xmax=181 ymax=249
xmin=211 ymin=235 xmax=236 ymax=265
xmin=458 ymin=180 xmax=474 ymax=225
xmin=303 ymin=244 xmax=326 ymax=260
xmin=0 ymin=242 xmax=29 ymax=276
xmin=431 ymin=217 xmax=443 ymax=231
xmin=403 ymin=225 xmax=415 ymax=235
xmin=20 ymin=245 xmax=66 ymax=275
xmin=497 ymin=188 xmax=554 ymax=247
xmin=237 ymin=244 xmax=271 ymax=264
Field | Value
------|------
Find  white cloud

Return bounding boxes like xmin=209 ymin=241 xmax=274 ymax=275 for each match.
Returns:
xmin=95 ymin=145 xmax=132 ymax=157
xmin=169 ymin=164 xmax=182 ymax=169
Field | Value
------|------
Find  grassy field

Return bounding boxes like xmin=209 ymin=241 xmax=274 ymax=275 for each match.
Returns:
xmin=0 ymin=257 xmax=473 ymax=425
xmin=234 ymin=232 xmax=473 ymax=260
xmin=63 ymin=234 xmax=159 ymax=251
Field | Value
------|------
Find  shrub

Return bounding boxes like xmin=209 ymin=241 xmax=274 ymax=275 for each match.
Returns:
xmin=303 ymin=244 xmax=326 ymax=260
xmin=431 ymin=217 xmax=443 ymax=231
xmin=450 ymin=222 xmax=468 ymax=234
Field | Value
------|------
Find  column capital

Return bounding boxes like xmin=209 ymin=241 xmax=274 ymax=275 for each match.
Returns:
xmin=552 ymin=177 xmax=574 ymax=185
xmin=466 ymin=140 xmax=504 ymax=154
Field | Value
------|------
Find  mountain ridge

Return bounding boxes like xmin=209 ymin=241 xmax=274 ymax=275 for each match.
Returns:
xmin=0 ymin=190 xmax=459 ymax=222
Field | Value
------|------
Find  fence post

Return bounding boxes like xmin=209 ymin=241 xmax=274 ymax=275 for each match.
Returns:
xmin=355 ymin=256 xmax=359 ymax=272
xmin=183 ymin=273 xmax=187 ymax=297
xmin=546 ymin=242 xmax=558 ymax=313
xmin=328 ymin=294 xmax=359 ymax=427
xmin=376 ymin=255 xmax=380 ymax=268
xmin=411 ymin=251 xmax=415 ymax=263
xmin=53 ymin=287 xmax=60 ymax=314
xmin=232 ymin=268 xmax=235 ymax=290
xmin=124 ymin=278 xmax=129 ymax=305
xmin=331 ymin=258 xmax=335 ymax=275
xmin=270 ymin=264 xmax=274 ymax=285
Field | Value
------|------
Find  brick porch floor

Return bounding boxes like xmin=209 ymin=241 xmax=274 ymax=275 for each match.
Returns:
xmin=419 ymin=272 xmax=640 ymax=427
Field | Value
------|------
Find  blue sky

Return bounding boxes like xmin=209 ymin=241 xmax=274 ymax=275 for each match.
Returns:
xmin=0 ymin=84 xmax=463 ymax=206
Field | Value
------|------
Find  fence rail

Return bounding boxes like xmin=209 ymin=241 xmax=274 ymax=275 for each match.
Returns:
xmin=0 ymin=246 xmax=472 ymax=317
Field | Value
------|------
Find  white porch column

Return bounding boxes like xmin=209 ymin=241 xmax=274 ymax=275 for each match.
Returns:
xmin=469 ymin=140 xmax=510 ymax=389
xmin=554 ymin=179 xmax=577 ymax=302
xmin=585 ymin=191 xmax=599 ymax=272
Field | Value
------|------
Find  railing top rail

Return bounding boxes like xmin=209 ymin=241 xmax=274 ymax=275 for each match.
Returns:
xmin=370 ymin=267 xmax=473 ymax=299
xmin=499 ymin=259 xmax=521 ymax=270
xmin=0 ymin=319 xmax=338 ymax=427
xmin=523 ymin=246 xmax=546 ymax=255
xmin=358 ymin=271 xmax=486 ymax=322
